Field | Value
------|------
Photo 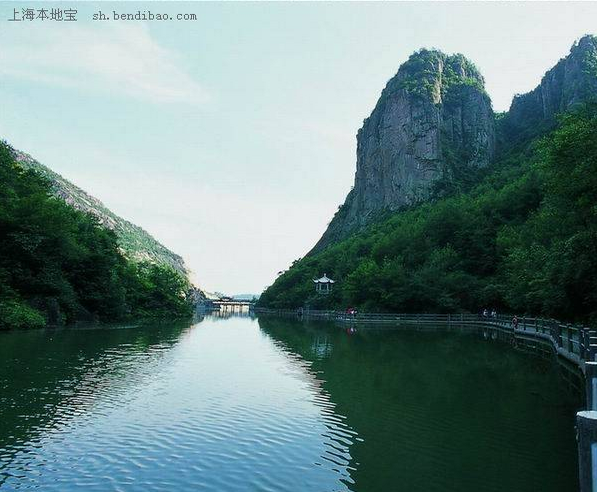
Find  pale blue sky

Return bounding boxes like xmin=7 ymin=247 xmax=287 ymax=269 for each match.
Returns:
xmin=1 ymin=2 xmax=595 ymax=294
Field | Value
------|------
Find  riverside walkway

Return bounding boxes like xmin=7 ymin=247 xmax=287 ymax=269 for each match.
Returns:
xmin=255 ymin=308 xmax=597 ymax=492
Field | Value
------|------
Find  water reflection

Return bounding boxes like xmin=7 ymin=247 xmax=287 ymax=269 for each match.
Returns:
xmin=0 ymin=321 xmax=192 ymax=481
xmin=0 ymin=316 xmax=357 ymax=491
xmin=204 ymin=305 xmax=255 ymax=320
xmin=258 ymin=326 xmax=356 ymax=489
xmin=258 ymin=317 xmax=581 ymax=492
xmin=0 ymin=315 xmax=582 ymax=492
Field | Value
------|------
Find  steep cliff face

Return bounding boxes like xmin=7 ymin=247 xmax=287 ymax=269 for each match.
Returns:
xmin=499 ymin=35 xmax=597 ymax=148
xmin=260 ymin=35 xmax=597 ymax=311
xmin=313 ymin=50 xmax=495 ymax=251
xmin=11 ymin=148 xmax=190 ymax=278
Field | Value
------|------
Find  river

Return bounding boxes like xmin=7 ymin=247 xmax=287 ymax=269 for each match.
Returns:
xmin=0 ymin=314 xmax=580 ymax=491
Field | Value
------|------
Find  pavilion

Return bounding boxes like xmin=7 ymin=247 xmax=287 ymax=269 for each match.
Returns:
xmin=313 ymin=274 xmax=335 ymax=294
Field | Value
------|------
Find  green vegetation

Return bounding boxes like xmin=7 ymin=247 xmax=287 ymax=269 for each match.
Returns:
xmin=393 ymin=49 xmax=485 ymax=101
xmin=259 ymin=106 xmax=597 ymax=324
xmin=0 ymin=142 xmax=193 ymax=329
xmin=14 ymin=150 xmax=188 ymax=276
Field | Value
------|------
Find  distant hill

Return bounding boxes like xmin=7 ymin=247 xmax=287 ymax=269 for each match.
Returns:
xmin=202 ymin=292 xmax=259 ymax=302
xmin=10 ymin=147 xmax=189 ymax=277
xmin=232 ymin=294 xmax=260 ymax=301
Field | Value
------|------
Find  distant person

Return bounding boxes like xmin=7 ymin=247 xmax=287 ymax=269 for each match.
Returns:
xmin=482 ymin=308 xmax=488 ymax=318
xmin=512 ymin=315 xmax=519 ymax=330
xmin=491 ymin=309 xmax=497 ymax=318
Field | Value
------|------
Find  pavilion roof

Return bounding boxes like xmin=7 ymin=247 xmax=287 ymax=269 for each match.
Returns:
xmin=313 ymin=274 xmax=335 ymax=284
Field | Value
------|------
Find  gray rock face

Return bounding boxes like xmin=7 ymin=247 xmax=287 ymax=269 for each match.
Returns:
xmin=500 ymin=35 xmax=597 ymax=147
xmin=313 ymin=36 xmax=597 ymax=253
xmin=313 ymin=49 xmax=495 ymax=251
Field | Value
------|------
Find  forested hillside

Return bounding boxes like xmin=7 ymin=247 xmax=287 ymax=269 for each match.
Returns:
xmin=12 ymin=148 xmax=189 ymax=277
xmin=260 ymin=37 xmax=597 ymax=323
xmin=0 ymin=142 xmax=194 ymax=329
xmin=259 ymin=105 xmax=597 ymax=323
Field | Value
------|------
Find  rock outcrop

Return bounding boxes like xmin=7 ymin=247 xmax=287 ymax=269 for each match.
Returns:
xmin=313 ymin=36 xmax=597 ymax=253
xmin=499 ymin=35 xmax=597 ymax=148
xmin=313 ymin=49 xmax=495 ymax=251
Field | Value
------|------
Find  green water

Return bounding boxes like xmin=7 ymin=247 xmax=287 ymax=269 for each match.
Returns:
xmin=0 ymin=315 xmax=581 ymax=491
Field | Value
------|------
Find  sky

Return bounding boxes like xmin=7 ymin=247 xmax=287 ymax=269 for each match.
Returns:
xmin=1 ymin=1 xmax=596 ymax=294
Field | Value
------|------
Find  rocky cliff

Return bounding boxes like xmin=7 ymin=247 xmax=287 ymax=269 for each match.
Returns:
xmin=11 ymin=147 xmax=190 ymax=277
xmin=498 ymin=35 xmax=597 ymax=149
xmin=260 ymin=35 xmax=597 ymax=312
xmin=313 ymin=36 xmax=597 ymax=252
xmin=313 ymin=49 xmax=495 ymax=251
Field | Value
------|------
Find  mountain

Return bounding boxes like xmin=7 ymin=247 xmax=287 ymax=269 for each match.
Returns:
xmin=313 ymin=49 xmax=495 ymax=251
xmin=10 ymin=148 xmax=189 ymax=277
xmin=499 ymin=35 xmax=597 ymax=149
xmin=314 ymin=36 xmax=597 ymax=253
xmin=259 ymin=35 xmax=597 ymax=322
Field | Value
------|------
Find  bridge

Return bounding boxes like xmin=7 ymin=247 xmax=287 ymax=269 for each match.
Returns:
xmin=213 ymin=299 xmax=254 ymax=306
xmin=210 ymin=299 xmax=255 ymax=311
xmin=255 ymin=307 xmax=597 ymax=492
